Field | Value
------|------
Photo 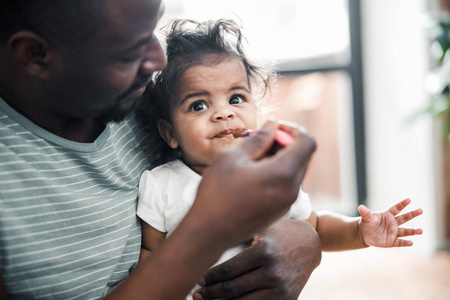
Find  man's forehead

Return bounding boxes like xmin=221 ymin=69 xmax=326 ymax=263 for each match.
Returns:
xmin=96 ymin=0 xmax=163 ymax=50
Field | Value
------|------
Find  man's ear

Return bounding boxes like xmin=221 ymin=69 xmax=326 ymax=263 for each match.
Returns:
xmin=158 ymin=119 xmax=179 ymax=149
xmin=7 ymin=31 xmax=51 ymax=78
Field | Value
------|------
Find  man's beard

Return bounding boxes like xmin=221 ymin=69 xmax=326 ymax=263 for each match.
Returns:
xmin=100 ymin=95 xmax=141 ymax=124
xmin=102 ymin=75 xmax=152 ymax=124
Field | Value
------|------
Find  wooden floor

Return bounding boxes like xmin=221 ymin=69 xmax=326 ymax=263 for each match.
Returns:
xmin=300 ymin=247 xmax=450 ymax=300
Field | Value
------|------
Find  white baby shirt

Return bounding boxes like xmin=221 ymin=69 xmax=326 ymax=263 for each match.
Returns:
xmin=138 ymin=159 xmax=312 ymax=239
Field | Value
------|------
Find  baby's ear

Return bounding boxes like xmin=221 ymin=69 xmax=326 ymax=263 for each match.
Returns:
xmin=158 ymin=119 xmax=179 ymax=149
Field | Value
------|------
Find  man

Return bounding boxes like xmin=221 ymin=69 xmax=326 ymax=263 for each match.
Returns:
xmin=0 ymin=0 xmax=320 ymax=299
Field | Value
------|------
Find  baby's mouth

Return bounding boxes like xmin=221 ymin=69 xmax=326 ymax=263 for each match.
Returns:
xmin=216 ymin=129 xmax=234 ymax=138
xmin=216 ymin=128 xmax=250 ymax=138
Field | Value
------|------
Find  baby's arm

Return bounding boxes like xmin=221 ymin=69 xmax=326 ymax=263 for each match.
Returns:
xmin=139 ymin=221 xmax=166 ymax=262
xmin=306 ymin=198 xmax=423 ymax=251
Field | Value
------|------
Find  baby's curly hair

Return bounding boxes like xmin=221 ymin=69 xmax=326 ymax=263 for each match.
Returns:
xmin=136 ymin=18 xmax=273 ymax=167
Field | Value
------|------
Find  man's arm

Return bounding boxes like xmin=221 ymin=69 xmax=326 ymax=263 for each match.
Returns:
xmin=104 ymin=120 xmax=316 ymax=300
xmin=194 ymin=219 xmax=321 ymax=300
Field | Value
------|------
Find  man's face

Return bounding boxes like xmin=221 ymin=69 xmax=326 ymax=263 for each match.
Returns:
xmin=44 ymin=0 xmax=167 ymax=122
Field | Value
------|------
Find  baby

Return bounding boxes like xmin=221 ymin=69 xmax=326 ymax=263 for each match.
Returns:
xmin=136 ymin=19 xmax=423 ymax=300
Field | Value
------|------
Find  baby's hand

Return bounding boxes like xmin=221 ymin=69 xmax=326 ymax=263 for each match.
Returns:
xmin=358 ymin=198 xmax=423 ymax=247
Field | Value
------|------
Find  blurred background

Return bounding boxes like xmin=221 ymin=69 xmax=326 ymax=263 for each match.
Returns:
xmin=158 ymin=0 xmax=450 ymax=299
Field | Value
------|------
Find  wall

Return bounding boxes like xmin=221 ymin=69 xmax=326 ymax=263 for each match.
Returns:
xmin=361 ymin=0 xmax=439 ymax=255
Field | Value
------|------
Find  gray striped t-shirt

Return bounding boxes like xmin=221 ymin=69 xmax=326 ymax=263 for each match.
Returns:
xmin=0 ymin=97 xmax=152 ymax=299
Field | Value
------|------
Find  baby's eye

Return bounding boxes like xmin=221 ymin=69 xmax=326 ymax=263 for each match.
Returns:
xmin=189 ymin=101 xmax=208 ymax=112
xmin=229 ymin=95 xmax=244 ymax=105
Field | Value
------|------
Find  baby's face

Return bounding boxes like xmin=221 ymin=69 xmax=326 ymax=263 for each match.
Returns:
xmin=162 ymin=57 xmax=258 ymax=174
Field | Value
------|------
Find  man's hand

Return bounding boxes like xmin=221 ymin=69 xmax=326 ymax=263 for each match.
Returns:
xmin=193 ymin=219 xmax=321 ymax=300
xmin=191 ymin=120 xmax=317 ymax=249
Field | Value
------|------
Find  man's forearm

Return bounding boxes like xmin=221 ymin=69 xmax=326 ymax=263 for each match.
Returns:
xmin=279 ymin=219 xmax=322 ymax=294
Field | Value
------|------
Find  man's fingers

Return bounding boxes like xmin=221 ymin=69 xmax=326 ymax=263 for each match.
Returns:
xmin=233 ymin=289 xmax=283 ymax=300
xmin=268 ymin=121 xmax=317 ymax=184
xmin=200 ymin=245 xmax=263 ymax=286
xmin=279 ymin=121 xmax=317 ymax=164
xmin=227 ymin=120 xmax=316 ymax=186
xmin=234 ymin=119 xmax=278 ymax=160
xmin=194 ymin=268 xmax=271 ymax=300
xmin=196 ymin=245 xmax=269 ymax=299
xmin=278 ymin=120 xmax=309 ymax=136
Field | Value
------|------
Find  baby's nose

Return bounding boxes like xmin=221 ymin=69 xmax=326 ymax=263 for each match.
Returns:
xmin=213 ymin=109 xmax=235 ymax=120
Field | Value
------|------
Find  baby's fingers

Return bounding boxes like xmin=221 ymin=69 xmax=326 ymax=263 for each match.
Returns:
xmin=393 ymin=239 xmax=414 ymax=247
xmin=388 ymin=198 xmax=411 ymax=216
xmin=358 ymin=205 xmax=372 ymax=223
xmin=397 ymin=227 xmax=423 ymax=237
xmin=396 ymin=208 xmax=423 ymax=226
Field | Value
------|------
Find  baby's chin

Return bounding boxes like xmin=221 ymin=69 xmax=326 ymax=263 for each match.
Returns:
xmin=210 ymin=138 xmax=243 ymax=155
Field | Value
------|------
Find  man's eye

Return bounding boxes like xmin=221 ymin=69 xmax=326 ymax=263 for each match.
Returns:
xmin=190 ymin=101 xmax=208 ymax=112
xmin=229 ymin=95 xmax=244 ymax=105
xmin=120 ymin=56 xmax=141 ymax=64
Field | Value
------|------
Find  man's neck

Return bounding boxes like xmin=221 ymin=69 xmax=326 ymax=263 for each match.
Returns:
xmin=1 ymin=94 xmax=105 ymax=143
xmin=0 ymin=78 xmax=107 ymax=143
xmin=44 ymin=118 xmax=106 ymax=143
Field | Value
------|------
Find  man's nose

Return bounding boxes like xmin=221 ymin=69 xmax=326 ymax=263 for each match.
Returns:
xmin=139 ymin=37 xmax=167 ymax=75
